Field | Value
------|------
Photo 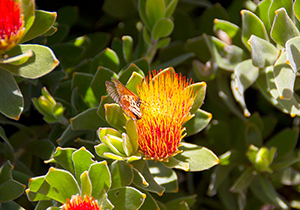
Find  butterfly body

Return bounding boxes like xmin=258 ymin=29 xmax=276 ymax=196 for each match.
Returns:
xmin=106 ymin=78 xmax=142 ymax=120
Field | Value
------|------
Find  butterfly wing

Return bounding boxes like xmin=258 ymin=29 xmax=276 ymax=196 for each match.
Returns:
xmin=105 ymin=80 xmax=120 ymax=104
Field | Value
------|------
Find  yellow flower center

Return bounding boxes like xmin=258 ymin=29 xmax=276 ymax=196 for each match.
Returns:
xmin=136 ymin=70 xmax=196 ymax=161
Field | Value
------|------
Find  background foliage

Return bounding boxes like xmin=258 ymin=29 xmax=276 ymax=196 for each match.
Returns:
xmin=1 ymin=0 xmax=300 ymax=209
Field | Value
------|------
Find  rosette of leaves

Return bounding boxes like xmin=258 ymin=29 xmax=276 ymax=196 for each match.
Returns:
xmin=26 ymin=147 xmax=146 ymax=210
xmin=186 ymin=0 xmax=300 ymax=118
xmin=0 ymin=0 xmax=59 ymax=120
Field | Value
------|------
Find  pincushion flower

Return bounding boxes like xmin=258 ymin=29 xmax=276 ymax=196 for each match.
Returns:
xmin=63 ymin=194 xmax=101 ymax=210
xmin=0 ymin=0 xmax=25 ymax=54
xmin=136 ymin=70 xmax=196 ymax=161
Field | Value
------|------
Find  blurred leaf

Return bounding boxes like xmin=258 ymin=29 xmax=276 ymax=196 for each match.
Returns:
xmin=213 ymin=19 xmax=242 ymax=47
xmin=57 ymin=6 xmax=78 ymax=25
xmin=0 ymin=44 xmax=59 ymax=79
xmin=271 ymin=8 xmax=300 ymax=46
xmin=20 ymin=0 xmax=35 ymax=38
xmin=57 ymin=124 xmax=87 ymax=146
xmin=185 ymin=36 xmax=211 ymax=63
xmin=71 ymin=107 xmax=108 ymax=130
xmin=165 ymin=0 xmax=178 ymax=18
xmin=122 ymin=36 xmax=133 ymax=63
xmin=118 ymin=63 xmax=144 ymax=84
xmin=103 ymin=0 xmax=137 ymax=19
xmin=176 ymin=142 xmax=219 ymax=172
xmin=107 ymin=187 xmax=145 ymax=210
xmin=139 ymin=0 xmax=152 ymax=31
xmin=188 ymin=82 xmax=207 ymax=114
xmin=152 ymin=18 xmax=174 ymax=40
xmin=153 ymin=52 xmax=194 ymax=70
xmin=0 ymin=126 xmax=14 ymax=162
xmin=249 ymin=35 xmax=278 ymax=68
xmin=286 ymin=36 xmax=300 ymax=72
xmin=84 ymin=32 xmax=111 ymax=59
xmin=185 ymin=109 xmax=212 ymax=137
xmin=241 ymin=10 xmax=269 ymax=50
xmin=0 ymin=70 xmax=23 ymax=120
xmin=0 ymin=179 xmax=25 ymax=202
xmin=25 ymin=139 xmax=55 ymax=160
xmin=266 ymin=127 xmax=299 ymax=158
xmin=204 ymin=35 xmax=246 ymax=71
xmin=146 ymin=0 xmax=165 ymax=28
xmin=165 ymin=195 xmax=197 ymax=210
xmin=277 ymin=167 xmax=300 ymax=186
xmin=295 ymin=0 xmax=300 ymax=22
xmin=110 ymin=161 xmax=133 ymax=189
xmin=232 ymin=59 xmax=259 ymax=117
xmin=91 ymin=48 xmax=119 ymax=73
xmin=230 ymin=167 xmax=256 ymax=192
xmin=91 ymin=66 xmax=115 ymax=100
xmin=20 ymin=10 xmax=57 ymax=43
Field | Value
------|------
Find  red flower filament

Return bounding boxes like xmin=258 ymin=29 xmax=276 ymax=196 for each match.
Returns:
xmin=0 ymin=0 xmax=25 ymax=53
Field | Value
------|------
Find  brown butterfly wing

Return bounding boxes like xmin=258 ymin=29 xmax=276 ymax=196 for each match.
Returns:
xmin=105 ymin=80 xmax=120 ymax=104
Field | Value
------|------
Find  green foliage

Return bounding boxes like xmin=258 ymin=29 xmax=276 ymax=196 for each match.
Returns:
xmin=1 ymin=0 xmax=300 ymax=209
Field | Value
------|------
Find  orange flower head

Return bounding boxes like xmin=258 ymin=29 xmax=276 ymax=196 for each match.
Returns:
xmin=63 ymin=194 xmax=101 ymax=210
xmin=136 ymin=70 xmax=196 ymax=161
xmin=0 ymin=0 xmax=25 ymax=53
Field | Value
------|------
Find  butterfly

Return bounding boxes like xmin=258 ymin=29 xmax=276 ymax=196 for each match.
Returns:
xmin=105 ymin=77 xmax=142 ymax=120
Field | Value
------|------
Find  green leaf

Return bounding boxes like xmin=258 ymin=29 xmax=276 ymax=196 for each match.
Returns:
xmin=72 ymin=148 xmax=95 ymax=184
xmin=109 ymin=161 xmax=133 ymax=189
xmin=146 ymin=0 xmax=165 ymax=28
xmin=230 ymin=167 xmax=256 ymax=192
xmin=241 ymin=10 xmax=269 ymax=50
xmin=0 ymin=44 xmax=59 ymax=79
xmin=107 ymin=187 xmax=145 ymax=210
xmin=165 ymin=195 xmax=197 ymax=210
xmin=185 ymin=36 xmax=211 ymax=62
xmin=148 ymin=161 xmax=178 ymax=193
xmin=125 ymin=72 xmax=144 ymax=95
xmin=104 ymin=104 xmax=127 ymax=132
xmin=91 ymin=66 xmax=115 ymax=100
xmin=153 ymin=52 xmax=194 ymax=70
xmin=20 ymin=0 xmax=35 ymax=38
xmin=266 ymin=127 xmax=299 ymax=158
xmin=20 ymin=10 xmax=57 ymax=43
xmin=232 ymin=59 xmax=259 ymax=117
xmin=269 ymin=0 xmax=294 ymax=25
xmin=0 ymin=127 xmax=14 ymax=162
xmin=124 ymin=119 xmax=139 ymax=155
xmin=0 ymin=180 xmax=25 ymax=202
xmin=152 ymin=18 xmax=174 ymax=40
xmin=163 ymin=156 xmax=189 ymax=171
xmin=103 ymin=0 xmax=137 ymax=20
xmin=277 ymin=167 xmax=300 ymax=186
xmin=139 ymin=0 xmax=152 ymax=31
xmin=118 ymin=63 xmax=144 ymax=85
xmin=0 ymin=50 xmax=33 ymax=65
xmin=71 ymin=107 xmax=108 ymax=130
xmin=132 ymin=160 xmax=165 ymax=195
xmin=175 ymin=142 xmax=219 ymax=172
xmin=249 ymin=35 xmax=279 ymax=68
xmin=254 ymin=0 xmax=271 ymax=33
xmin=187 ymin=82 xmax=207 ymax=114
xmin=0 ymin=201 xmax=26 ymax=210
xmin=286 ymin=36 xmax=300 ymax=72
xmin=204 ymin=35 xmax=246 ymax=71
xmin=0 ymin=69 xmax=23 ymax=120
xmin=295 ymin=0 xmax=300 ymax=22
xmin=50 ymin=147 xmax=76 ymax=175
xmin=213 ymin=19 xmax=242 ymax=47
xmin=24 ymin=139 xmax=55 ymax=160
xmin=45 ymin=168 xmax=80 ymax=203
xmin=138 ymin=190 xmax=160 ymax=210
xmin=156 ymin=37 xmax=171 ymax=49
xmin=122 ymin=36 xmax=133 ymax=63
xmin=185 ymin=109 xmax=212 ymax=137
xmin=273 ymin=51 xmax=295 ymax=100
xmin=0 ymin=161 xmax=13 ymax=185
xmin=56 ymin=6 xmax=78 ymax=25
xmin=91 ymin=48 xmax=119 ymax=73
xmin=80 ymin=171 xmax=92 ymax=197
xmin=165 ymin=0 xmax=178 ymax=18
xmin=271 ymin=8 xmax=300 ymax=46
xmin=88 ymin=162 xmax=111 ymax=198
